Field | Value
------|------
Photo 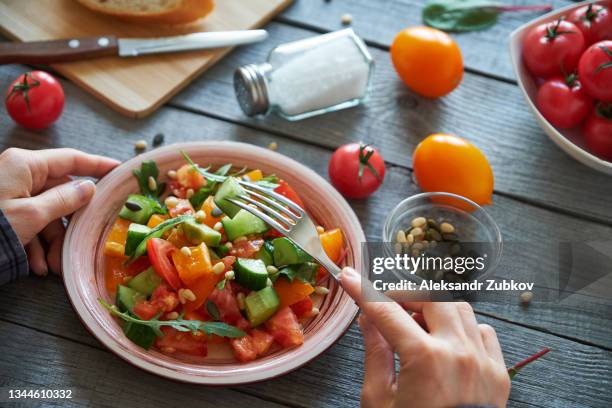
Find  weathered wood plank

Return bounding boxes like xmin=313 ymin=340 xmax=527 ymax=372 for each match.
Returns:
xmin=278 ymin=0 xmax=574 ymax=81
xmin=1 ymin=289 xmax=611 ymax=408
xmin=0 ymin=67 xmax=611 ymax=349
xmin=168 ymin=22 xmax=612 ymax=224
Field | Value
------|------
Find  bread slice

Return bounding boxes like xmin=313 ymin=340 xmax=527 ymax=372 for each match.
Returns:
xmin=76 ymin=0 xmax=215 ymax=24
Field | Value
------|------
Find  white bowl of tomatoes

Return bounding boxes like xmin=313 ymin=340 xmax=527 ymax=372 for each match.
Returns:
xmin=509 ymin=0 xmax=612 ymax=174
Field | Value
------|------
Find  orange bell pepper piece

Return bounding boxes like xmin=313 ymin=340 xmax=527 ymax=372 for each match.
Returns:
xmin=147 ymin=213 xmax=168 ymax=228
xmin=103 ymin=218 xmax=131 ymax=258
xmin=243 ymin=169 xmax=263 ymax=182
xmin=183 ymin=273 xmax=224 ymax=313
xmin=172 ymin=243 xmax=213 ymax=286
xmin=273 ymin=278 xmax=314 ymax=309
xmin=319 ymin=228 xmax=344 ymax=263
xmin=200 ymin=195 xmax=225 ymax=228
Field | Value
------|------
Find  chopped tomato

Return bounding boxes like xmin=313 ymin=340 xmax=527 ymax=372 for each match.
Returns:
xmin=147 ymin=238 xmax=182 ymax=290
xmin=172 ymin=242 xmax=213 ymax=285
xmin=151 ymin=284 xmax=179 ymax=312
xmin=273 ymin=278 xmax=314 ymax=309
xmin=168 ymin=180 xmax=187 ymax=199
xmin=265 ymin=307 xmax=304 ymax=348
xmin=104 ymin=256 xmax=144 ymax=294
xmin=183 ymin=310 xmax=208 ymax=321
xmin=156 ymin=327 xmax=207 ymax=357
xmin=126 ymin=256 xmax=151 ymax=276
xmin=134 ymin=301 xmax=160 ymax=320
xmin=209 ymin=282 xmax=249 ymax=331
xmin=250 ymin=329 xmax=274 ymax=356
xmin=183 ymin=273 xmax=224 ymax=313
xmin=290 ymin=296 xmax=314 ymax=318
xmin=168 ymin=199 xmax=194 ymax=218
xmin=230 ymin=335 xmax=258 ymax=362
xmin=200 ymin=196 xmax=224 ymax=228
xmin=166 ymin=228 xmax=191 ymax=249
xmin=221 ymin=255 xmax=236 ymax=271
xmin=243 ymin=169 xmax=263 ymax=182
xmin=147 ymin=213 xmax=168 ymax=228
xmin=176 ymin=164 xmax=206 ymax=190
xmin=103 ymin=218 xmax=131 ymax=258
xmin=274 ymin=179 xmax=305 ymax=209
xmin=230 ymin=238 xmax=264 ymax=258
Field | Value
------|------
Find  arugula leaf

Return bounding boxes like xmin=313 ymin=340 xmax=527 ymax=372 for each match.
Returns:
xmin=127 ymin=215 xmax=194 ymax=263
xmin=133 ymin=160 xmax=166 ymax=198
xmin=277 ymin=263 xmax=319 ymax=284
xmin=100 ymin=299 xmax=246 ymax=338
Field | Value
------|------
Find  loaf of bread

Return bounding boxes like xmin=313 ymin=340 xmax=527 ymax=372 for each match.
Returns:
xmin=76 ymin=0 xmax=215 ymax=24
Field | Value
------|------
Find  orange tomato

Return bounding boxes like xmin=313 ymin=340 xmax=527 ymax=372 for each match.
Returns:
xmin=273 ymin=278 xmax=314 ymax=309
xmin=391 ymin=26 xmax=463 ymax=98
xmin=412 ymin=134 xmax=494 ymax=206
xmin=172 ymin=243 xmax=213 ymax=285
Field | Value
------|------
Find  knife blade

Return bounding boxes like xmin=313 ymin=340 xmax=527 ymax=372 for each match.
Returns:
xmin=0 ymin=30 xmax=268 ymax=65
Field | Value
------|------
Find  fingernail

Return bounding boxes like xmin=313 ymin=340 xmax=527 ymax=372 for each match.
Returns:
xmin=340 ymin=266 xmax=359 ymax=283
xmin=74 ymin=179 xmax=95 ymax=201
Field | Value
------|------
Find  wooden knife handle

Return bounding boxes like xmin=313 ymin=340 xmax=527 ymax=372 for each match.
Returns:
xmin=0 ymin=36 xmax=119 ymax=65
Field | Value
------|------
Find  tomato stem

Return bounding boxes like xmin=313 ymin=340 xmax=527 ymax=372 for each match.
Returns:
xmin=507 ymin=347 xmax=551 ymax=379
xmin=498 ymin=5 xmax=552 ymax=13
xmin=5 ymin=72 xmax=41 ymax=113
xmin=545 ymin=18 xmax=576 ymax=40
xmin=358 ymin=143 xmax=382 ymax=182
xmin=595 ymin=46 xmax=612 ymax=73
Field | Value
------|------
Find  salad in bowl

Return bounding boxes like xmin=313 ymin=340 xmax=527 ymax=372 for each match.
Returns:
xmin=100 ymin=153 xmax=346 ymax=363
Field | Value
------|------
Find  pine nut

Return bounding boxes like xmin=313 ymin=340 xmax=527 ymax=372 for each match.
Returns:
xmin=183 ymin=288 xmax=196 ymax=302
xmin=341 ymin=13 xmax=353 ymax=25
xmin=406 ymin=234 xmax=415 ymax=244
xmin=519 ymin=291 xmax=533 ymax=305
xmin=440 ymin=222 xmax=455 ymax=234
xmin=134 ymin=139 xmax=147 ymax=151
xmin=225 ymin=270 xmax=235 ymax=280
xmin=237 ymin=293 xmax=246 ymax=310
xmin=409 ymin=227 xmax=424 ymax=237
xmin=266 ymin=278 xmax=273 ymax=287
xmin=225 ymin=242 xmax=233 ymax=250
xmin=166 ymin=311 xmax=179 ymax=320
xmin=147 ymin=176 xmax=157 ymax=192
xmin=212 ymin=262 xmax=225 ymax=275
xmin=309 ymin=307 xmax=320 ymax=317
xmin=167 ymin=169 xmax=177 ymax=179
xmin=396 ymin=230 xmax=407 ymax=243
xmin=164 ymin=196 xmax=178 ymax=208
xmin=180 ymin=246 xmax=192 ymax=257
xmin=268 ymin=141 xmax=278 ymax=151
xmin=195 ymin=210 xmax=206 ymax=223
xmin=186 ymin=188 xmax=194 ymax=198
xmin=314 ymin=286 xmax=329 ymax=295
xmin=316 ymin=226 xmax=325 ymax=234
xmin=213 ymin=222 xmax=223 ymax=231
xmin=411 ymin=217 xmax=427 ymax=228
xmin=266 ymin=265 xmax=278 ymax=274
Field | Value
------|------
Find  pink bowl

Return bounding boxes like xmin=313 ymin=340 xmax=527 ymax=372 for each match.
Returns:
xmin=62 ymin=141 xmax=363 ymax=385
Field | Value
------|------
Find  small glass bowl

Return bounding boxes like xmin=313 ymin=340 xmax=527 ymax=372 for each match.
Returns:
xmin=383 ymin=192 xmax=503 ymax=279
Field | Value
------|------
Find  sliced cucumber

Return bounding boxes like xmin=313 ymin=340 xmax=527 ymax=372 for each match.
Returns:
xmin=245 ymin=287 xmax=280 ymax=327
xmin=221 ymin=209 xmax=268 ymax=241
xmin=124 ymin=223 xmax=152 ymax=257
xmin=214 ymin=177 xmax=245 ymax=217
xmin=119 ymin=194 xmax=158 ymax=225
xmin=234 ymin=258 xmax=269 ymax=290
xmin=182 ymin=218 xmax=222 ymax=247
xmin=116 ymin=285 xmax=145 ymax=313
xmin=127 ymin=267 xmax=162 ymax=296
xmin=272 ymin=237 xmax=313 ymax=266
xmin=123 ymin=321 xmax=156 ymax=349
xmin=255 ymin=240 xmax=274 ymax=266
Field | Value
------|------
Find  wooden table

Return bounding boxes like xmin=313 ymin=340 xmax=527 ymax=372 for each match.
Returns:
xmin=1 ymin=1 xmax=611 ymax=407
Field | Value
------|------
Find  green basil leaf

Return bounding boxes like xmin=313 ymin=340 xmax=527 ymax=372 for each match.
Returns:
xmin=423 ymin=0 xmax=500 ymax=32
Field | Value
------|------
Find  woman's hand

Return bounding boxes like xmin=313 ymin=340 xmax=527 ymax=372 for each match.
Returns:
xmin=0 ymin=148 xmax=119 ymax=276
xmin=340 ymin=267 xmax=510 ymax=408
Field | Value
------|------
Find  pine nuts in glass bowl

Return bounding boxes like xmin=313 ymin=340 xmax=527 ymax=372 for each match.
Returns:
xmin=383 ymin=192 xmax=502 ymax=284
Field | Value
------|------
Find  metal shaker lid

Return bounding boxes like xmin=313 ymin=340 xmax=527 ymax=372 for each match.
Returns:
xmin=233 ymin=63 xmax=271 ymax=116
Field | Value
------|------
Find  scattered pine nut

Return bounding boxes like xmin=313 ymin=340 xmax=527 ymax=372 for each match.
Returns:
xmin=406 ymin=234 xmax=415 ymax=244
xmin=409 ymin=227 xmax=424 ymax=237
xmin=147 ymin=176 xmax=157 ymax=192
xmin=225 ymin=242 xmax=233 ymax=250
xmin=213 ymin=222 xmax=223 ymax=231
xmin=164 ymin=196 xmax=179 ymax=208
xmin=134 ymin=140 xmax=147 ymax=151
xmin=167 ymin=170 xmax=177 ymax=179
xmin=314 ymin=286 xmax=329 ymax=295
xmin=180 ymin=246 xmax=192 ymax=257
xmin=309 ymin=307 xmax=320 ymax=317
xmin=519 ymin=291 xmax=533 ymax=305
xmin=411 ymin=217 xmax=427 ymax=228
xmin=183 ymin=288 xmax=196 ymax=302
xmin=268 ymin=142 xmax=278 ymax=151
xmin=316 ymin=226 xmax=325 ymax=234
xmin=166 ymin=311 xmax=179 ymax=320
xmin=195 ymin=210 xmax=206 ymax=223
xmin=396 ymin=230 xmax=407 ymax=243
xmin=212 ymin=262 xmax=225 ymax=275
xmin=225 ymin=270 xmax=235 ymax=280
xmin=341 ymin=13 xmax=353 ymax=25
xmin=266 ymin=265 xmax=278 ymax=274
xmin=440 ymin=222 xmax=455 ymax=234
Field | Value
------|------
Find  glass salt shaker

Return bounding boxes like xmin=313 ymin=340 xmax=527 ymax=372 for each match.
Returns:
xmin=233 ymin=29 xmax=374 ymax=121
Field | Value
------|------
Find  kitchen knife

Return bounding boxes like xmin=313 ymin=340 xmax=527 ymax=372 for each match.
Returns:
xmin=0 ymin=30 xmax=268 ymax=65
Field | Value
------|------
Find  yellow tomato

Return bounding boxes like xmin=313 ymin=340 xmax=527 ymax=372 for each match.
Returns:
xmin=391 ymin=26 xmax=463 ymax=98
xmin=412 ymin=134 xmax=493 ymax=206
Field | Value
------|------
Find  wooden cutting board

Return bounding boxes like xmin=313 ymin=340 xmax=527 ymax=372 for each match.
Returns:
xmin=0 ymin=0 xmax=292 ymax=118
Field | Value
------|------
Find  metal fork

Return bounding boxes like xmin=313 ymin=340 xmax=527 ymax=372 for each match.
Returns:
xmin=227 ymin=181 xmax=343 ymax=280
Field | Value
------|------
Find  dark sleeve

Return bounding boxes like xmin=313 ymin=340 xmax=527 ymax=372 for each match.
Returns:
xmin=0 ymin=208 xmax=28 ymax=285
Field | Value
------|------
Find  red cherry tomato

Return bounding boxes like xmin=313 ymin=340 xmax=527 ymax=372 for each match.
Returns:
xmin=578 ymin=41 xmax=612 ymax=102
xmin=146 ymin=238 xmax=182 ymax=290
xmin=568 ymin=3 xmax=612 ymax=45
xmin=328 ymin=143 xmax=385 ymax=199
xmin=536 ymin=75 xmax=593 ymax=129
xmin=522 ymin=19 xmax=586 ymax=78
xmin=274 ymin=179 xmax=305 ymax=209
xmin=5 ymin=71 xmax=64 ymax=130
xmin=584 ymin=103 xmax=612 ymax=161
